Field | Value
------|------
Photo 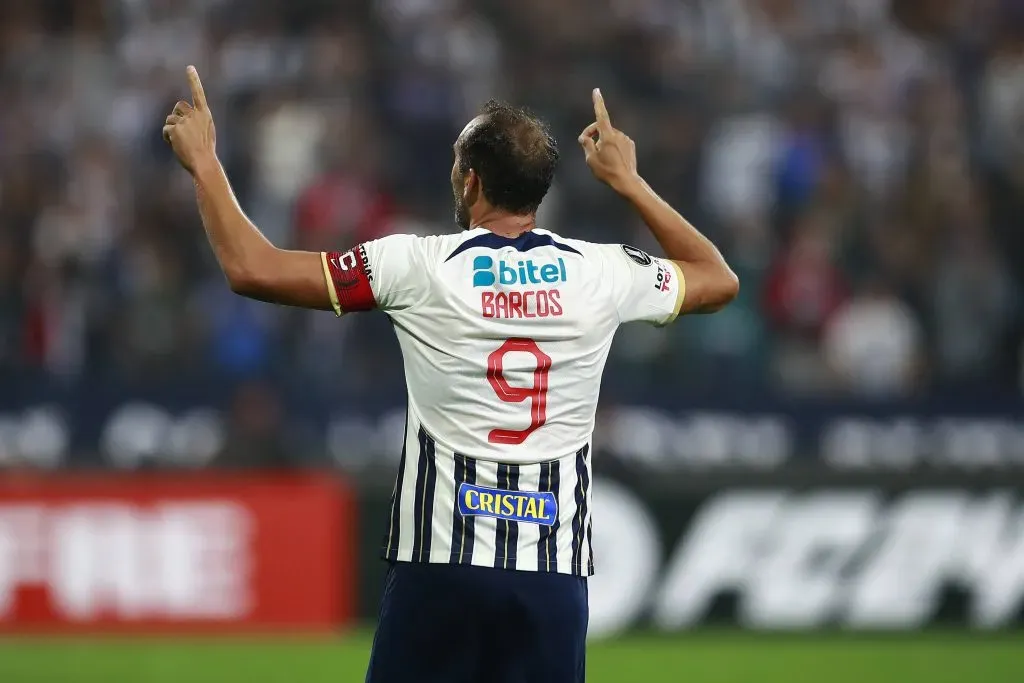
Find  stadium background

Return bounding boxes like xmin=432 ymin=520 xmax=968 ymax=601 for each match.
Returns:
xmin=2 ymin=0 xmax=1024 ymax=680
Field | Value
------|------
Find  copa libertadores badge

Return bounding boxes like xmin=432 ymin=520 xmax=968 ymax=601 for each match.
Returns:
xmin=622 ymin=244 xmax=653 ymax=267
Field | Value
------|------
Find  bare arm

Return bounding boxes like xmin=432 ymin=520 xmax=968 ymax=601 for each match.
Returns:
xmin=579 ymin=88 xmax=739 ymax=314
xmin=162 ymin=66 xmax=332 ymax=310
xmin=617 ymin=176 xmax=738 ymax=313
xmin=191 ymin=159 xmax=331 ymax=309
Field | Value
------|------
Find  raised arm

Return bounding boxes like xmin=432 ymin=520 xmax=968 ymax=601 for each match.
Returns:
xmin=579 ymin=89 xmax=739 ymax=314
xmin=162 ymin=66 xmax=332 ymax=310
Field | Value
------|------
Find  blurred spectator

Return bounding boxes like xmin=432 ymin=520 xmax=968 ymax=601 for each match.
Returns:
xmin=980 ymin=26 xmax=1024 ymax=174
xmin=763 ymin=213 xmax=848 ymax=342
xmin=763 ymin=211 xmax=849 ymax=394
xmin=293 ymin=137 xmax=394 ymax=252
xmin=112 ymin=233 xmax=197 ymax=377
xmin=214 ymin=382 xmax=293 ymax=469
xmin=930 ymin=221 xmax=1018 ymax=391
xmin=193 ymin=278 xmax=279 ymax=376
xmin=824 ymin=277 xmax=924 ymax=397
xmin=0 ymin=236 xmax=26 ymax=372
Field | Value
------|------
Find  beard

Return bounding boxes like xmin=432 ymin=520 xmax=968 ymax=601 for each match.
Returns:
xmin=453 ymin=193 xmax=471 ymax=231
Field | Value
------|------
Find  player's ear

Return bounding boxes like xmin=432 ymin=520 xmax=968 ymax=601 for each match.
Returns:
xmin=464 ymin=168 xmax=481 ymax=205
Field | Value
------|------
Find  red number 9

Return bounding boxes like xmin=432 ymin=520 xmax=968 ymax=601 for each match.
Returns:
xmin=486 ymin=338 xmax=552 ymax=445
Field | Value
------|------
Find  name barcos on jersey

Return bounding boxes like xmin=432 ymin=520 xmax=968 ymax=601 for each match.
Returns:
xmin=475 ymin=255 xmax=566 ymax=319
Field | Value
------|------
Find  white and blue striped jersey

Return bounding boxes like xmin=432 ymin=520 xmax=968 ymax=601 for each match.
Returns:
xmin=321 ymin=228 xmax=685 ymax=575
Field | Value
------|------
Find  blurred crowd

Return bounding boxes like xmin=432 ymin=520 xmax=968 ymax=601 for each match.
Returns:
xmin=1 ymin=0 xmax=1023 ymax=401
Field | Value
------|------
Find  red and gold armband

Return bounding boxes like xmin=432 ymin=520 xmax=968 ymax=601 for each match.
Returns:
xmin=321 ymin=246 xmax=377 ymax=315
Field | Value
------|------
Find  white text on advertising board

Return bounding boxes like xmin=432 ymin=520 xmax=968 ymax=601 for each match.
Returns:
xmin=0 ymin=502 xmax=251 ymax=621
xmin=654 ymin=491 xmax=1024 ymax=630
xmin=587 ymin=484 xmax=1024 ymax=635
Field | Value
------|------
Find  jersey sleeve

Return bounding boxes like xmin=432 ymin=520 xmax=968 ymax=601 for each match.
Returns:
xmin=321 ymin=234 xmax=424 ymax=315
xmin=597 ymin=243 xmax=686 ymax=326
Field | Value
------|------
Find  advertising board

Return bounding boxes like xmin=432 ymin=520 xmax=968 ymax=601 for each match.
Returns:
xmin=0 ymin=474 xmax=353 ymax=633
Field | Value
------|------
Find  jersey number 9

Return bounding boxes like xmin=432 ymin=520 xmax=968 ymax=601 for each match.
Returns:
xmin=486 ymin=338 xmax=551 ymax=445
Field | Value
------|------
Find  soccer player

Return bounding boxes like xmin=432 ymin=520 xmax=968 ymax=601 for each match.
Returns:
xmin=164 ymin=66 xmax=738 ymax=683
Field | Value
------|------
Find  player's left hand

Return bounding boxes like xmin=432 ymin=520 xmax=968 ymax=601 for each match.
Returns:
xmin=578 ymin=88 xmax=640 ymax=195
xmin=163 ymin=66 xmax=217 ymax=175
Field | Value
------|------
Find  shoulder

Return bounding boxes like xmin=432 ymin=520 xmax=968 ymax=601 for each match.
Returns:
xmin=364 ymin=232 xmax=466 ymax=262
xmin=549 ymin=234 xmax=658 ymax=270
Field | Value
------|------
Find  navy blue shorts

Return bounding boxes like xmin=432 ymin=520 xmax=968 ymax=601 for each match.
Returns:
xmin=365 ymin=561 xmax=588 ymax=683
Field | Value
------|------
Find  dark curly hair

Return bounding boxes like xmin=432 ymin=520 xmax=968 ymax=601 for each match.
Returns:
xmin=457 ymin=100 xmax=559 ymax=215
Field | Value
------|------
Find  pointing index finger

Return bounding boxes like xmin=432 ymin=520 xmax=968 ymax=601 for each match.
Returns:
xmin=593 ymin=88 xmax=611 ymax=131
xmin=187 ymin=65 xmax=208 ymax=111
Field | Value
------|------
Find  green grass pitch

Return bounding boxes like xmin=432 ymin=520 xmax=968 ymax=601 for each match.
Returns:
xmin=0 ymin=631 xmax=1020 ymax=683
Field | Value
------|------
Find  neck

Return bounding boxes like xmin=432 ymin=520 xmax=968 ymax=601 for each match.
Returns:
xmin=473 ymin=212 xmax=536 ymax=238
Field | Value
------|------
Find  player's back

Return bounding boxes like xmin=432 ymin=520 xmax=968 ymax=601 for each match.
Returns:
xmin=395 ymin=228 xmax=622 ymax=465
xmin=322 ymin=227 xmax=684 ymax=575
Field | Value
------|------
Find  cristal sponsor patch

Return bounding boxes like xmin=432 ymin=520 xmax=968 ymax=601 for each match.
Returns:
xmin=457 ymin=483 xmax=557 ymax=526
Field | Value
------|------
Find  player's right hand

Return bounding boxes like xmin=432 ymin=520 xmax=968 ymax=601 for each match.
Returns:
xmin=162 ymin=66 xmax=217 ymax=175
xmin=578 ymin=88 xmax=640 ymax=195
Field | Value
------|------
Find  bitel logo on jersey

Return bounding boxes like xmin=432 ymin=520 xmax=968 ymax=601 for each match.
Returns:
xmin=471 ymin=255 xmax=568 ymax=287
